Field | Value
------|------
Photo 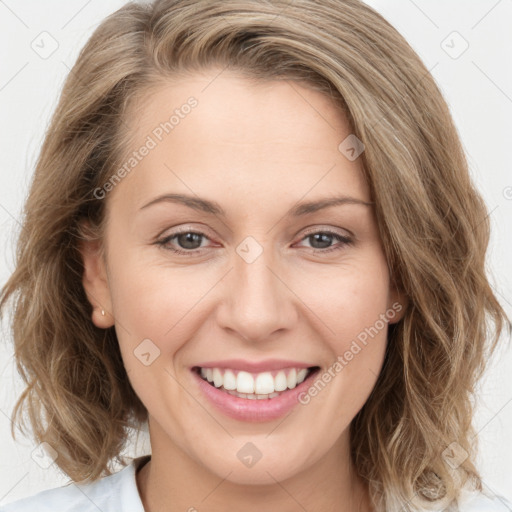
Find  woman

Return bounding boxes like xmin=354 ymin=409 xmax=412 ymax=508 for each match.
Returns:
xmin=0 ymin=0 xmax=510 ymax=510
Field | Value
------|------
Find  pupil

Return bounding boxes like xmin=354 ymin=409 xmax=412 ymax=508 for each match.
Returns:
xmin=311 ymin=233 xmax=332 ymax=249
xmin=179 ymin=232 xmax=201 ymax=249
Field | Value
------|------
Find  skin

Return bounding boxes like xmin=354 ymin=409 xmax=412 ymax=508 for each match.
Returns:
xmin=81 ymin=69 xmax=406 ymax=512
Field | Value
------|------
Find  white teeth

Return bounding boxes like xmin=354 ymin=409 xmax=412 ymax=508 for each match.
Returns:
xmin=236 ymin=371 xmax=255 ymax=393
xmin=222 ymin=370 xmax=237 ymax=390
xmin=227 ymin=390 xmax=281 ymax=399
xmin=213 ymin=368 xmax=223 ymax=387
xmin=287 ymin=368 xmax=297 ymax=389
xmin=296 ymin=368 xmax=308 ymax=384
xmin=274 ymin=371 xmax=288 ymax=391
xmin=198 ymin=366 xmax=313 ymax=396
xmin=255 ymin=372 xmax=274 ymax=394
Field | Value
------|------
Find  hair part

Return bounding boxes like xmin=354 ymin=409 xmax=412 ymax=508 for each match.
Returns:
xmin=1 ymin=0 xmax=509 ymax=509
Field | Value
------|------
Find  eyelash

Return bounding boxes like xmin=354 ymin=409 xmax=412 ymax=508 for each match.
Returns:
xmin=155 ymin=227 xmax=353 ymax=256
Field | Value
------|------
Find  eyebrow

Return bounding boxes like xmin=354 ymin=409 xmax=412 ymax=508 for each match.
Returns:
xmin=139 ymin=193 xmax=373 ymax=217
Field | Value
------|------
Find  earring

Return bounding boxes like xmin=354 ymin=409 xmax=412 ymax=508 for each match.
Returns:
xmin=101 ymin=309 xmax=105 ymax=316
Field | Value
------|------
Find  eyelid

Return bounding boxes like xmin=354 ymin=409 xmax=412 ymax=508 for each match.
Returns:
xmin=298 ymin=224 xmax=354 ymax=240
xmin=157 ymin=224 xmax=353 ymax=243
xmin=156 ymin=223 xmax=216 ymax=240
xmin=155 ymin=225 xmax=218 ymax=254
xmin=156 ymin=224 xmax=355 ymax=259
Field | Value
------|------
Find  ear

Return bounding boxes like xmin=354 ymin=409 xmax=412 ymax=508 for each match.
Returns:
xmin=386 ymin=280 xmax=408 ymax=325
xmin=79 ymin=222 xmax=114 ymax=329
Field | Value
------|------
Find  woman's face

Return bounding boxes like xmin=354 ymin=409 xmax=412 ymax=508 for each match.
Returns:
xmin=82 ymin=69 xmax=405 ymax=485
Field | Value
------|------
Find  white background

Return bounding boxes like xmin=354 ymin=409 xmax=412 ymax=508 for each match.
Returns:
xmin=0 ymin=0 xmax=511 ymax=506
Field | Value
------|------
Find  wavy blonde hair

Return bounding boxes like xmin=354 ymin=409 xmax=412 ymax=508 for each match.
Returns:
xmin=1 ymin=0 xmax=509 ymax=510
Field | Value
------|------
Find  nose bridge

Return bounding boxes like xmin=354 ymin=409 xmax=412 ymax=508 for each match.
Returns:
xmin=218 ymin=235 xmax=296 ymax=342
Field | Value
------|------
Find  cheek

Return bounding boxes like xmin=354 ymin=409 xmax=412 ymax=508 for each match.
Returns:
xmin=106 ymin=249 xmax=218 ymax=378
xmin=107 ymin=232 xmax=391 ymax=354
xmin=296 ymin=252 xmax=391 ymax=414
xmin=108 ymin=250 xmax=206 ymax=335
xmin=106 ymin=254 xmax=204 ymax=424
xmin=306 ymin=251 xmax=391 ymax=346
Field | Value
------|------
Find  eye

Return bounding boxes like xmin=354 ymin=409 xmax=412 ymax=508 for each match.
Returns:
xmin=156 ymin=228 xmax=212 ymax=256
xmin=155 ymin=227 xmax=353 ymax=256
xmin=295 ymin=229 xmax=353 ymax=253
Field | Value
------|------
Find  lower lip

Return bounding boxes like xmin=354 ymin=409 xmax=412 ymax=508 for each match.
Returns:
xmin=192 ymin=368 xmax=319 ymax=422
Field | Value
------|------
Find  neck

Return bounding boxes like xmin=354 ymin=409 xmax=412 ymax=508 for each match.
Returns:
xmin=136 ymin=419 xmax=372 ymax=512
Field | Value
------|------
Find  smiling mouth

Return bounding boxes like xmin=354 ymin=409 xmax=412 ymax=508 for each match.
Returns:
xmin=193 ymin=365 xmax=321 ymax=400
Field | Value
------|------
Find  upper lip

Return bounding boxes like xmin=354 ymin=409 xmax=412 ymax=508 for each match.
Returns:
xmin=193 ymin=359 xmax=316 ymax=373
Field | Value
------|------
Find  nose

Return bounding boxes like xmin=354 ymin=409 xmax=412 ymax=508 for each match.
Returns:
xmin=216 ymin=243 xmax=298 ymax=343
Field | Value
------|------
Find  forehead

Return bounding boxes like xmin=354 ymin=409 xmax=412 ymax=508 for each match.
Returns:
xmin=109 ymin=70 xmax=370 ymax=214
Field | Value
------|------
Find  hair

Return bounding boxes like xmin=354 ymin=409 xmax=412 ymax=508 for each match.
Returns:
xmin=0 ymin=0 xmax=509 ymax=510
